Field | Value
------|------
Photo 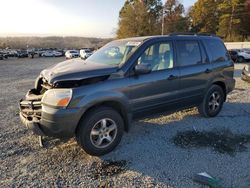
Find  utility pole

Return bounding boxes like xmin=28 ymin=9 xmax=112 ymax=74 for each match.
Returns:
xmin=161 ymin=4 xmax=165 ymax=35
xmin=229 ymin=2 xmax=235 ymax=40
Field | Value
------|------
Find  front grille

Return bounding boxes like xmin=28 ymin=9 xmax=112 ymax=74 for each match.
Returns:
xmin=20 ymin=87 xmax=44 ymax=119
xmin=20 ymin=100 xmax=42 ymax=119
xmin=20 ymin=76 xmax=53 ymax=119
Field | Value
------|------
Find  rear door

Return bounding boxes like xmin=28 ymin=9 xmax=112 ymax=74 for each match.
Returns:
xmin=176 ymin=39 xmax=213 ymax=105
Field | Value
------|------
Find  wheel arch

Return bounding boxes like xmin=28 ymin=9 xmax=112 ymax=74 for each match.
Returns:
xmin=212 ymin=81 xmax=227 ymax=101
xmin=76 ymin=99 xmax=132 ymax=134
xmin=237 ymin=56 xmax=245 ymax=62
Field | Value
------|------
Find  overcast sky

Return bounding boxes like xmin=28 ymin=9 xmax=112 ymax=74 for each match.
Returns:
xmin=0 ymin=0 xmax=196 ymax=38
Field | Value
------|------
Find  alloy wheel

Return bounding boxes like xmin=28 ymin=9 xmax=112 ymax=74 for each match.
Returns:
xmin=90 ymin=118 xmax=117 ymax=148
xmin=208 ymin=91 xmax=221 ymax=113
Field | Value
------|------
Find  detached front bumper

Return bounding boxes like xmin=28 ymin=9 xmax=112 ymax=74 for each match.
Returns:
xmin=20 ymin=112 xmax=45 ymax=135
xmin=19 ymin=89 xmax=81 ymax=138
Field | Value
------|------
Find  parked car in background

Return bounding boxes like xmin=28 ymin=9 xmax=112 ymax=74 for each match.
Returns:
xmin=20 ymin=34 xmax=235 ymax=156
xmin=65 ymin=50 xmax=79 ymax=59
xmin=242 ymin=64 xmax=250 ymax=82
xmin=236 ymin=49 xmax=250 ymax=63
xmin=80 ymin=48 xmax=93 ymax=59
xmin=42 ymin=51 xmax=63 ymax=57
xmin=6 ymin=50 xmax=18 ymax=58
xmin=56 ymin=50 xmax=65 ymax=56
xmin=0 ymin=51 xmax=6 ymax=60
xmin=0 ymin=52 xmax=8 ymax=59
xmin=28 ymin=51 xmax=40 ymax=58
xmin=17 ymin=50 xmax=29 ymax=58
xmin=35 ymin=49 xmax=46 ymax=57
xmin=228 ymin=50 xmax=238 ymax=62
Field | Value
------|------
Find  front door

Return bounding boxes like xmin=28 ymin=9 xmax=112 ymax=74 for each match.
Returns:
xmin=127 ymin=41 xmax=180 ymax=114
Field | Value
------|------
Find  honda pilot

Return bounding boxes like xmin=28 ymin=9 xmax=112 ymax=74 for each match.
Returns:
xmin=19 ymin=34 xmax=235 ymax=156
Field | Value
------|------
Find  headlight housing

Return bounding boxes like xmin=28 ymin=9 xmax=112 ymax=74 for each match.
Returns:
xmin=42 ymin=89 xmax=72 ymax=108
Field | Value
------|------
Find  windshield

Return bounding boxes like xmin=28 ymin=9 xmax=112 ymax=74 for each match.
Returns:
xmin=86 ymin=40 xmax=141 ymax=65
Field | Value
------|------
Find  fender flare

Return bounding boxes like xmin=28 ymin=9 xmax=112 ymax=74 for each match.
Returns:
xmin=74 ymin=91 xmax=132 ymax=132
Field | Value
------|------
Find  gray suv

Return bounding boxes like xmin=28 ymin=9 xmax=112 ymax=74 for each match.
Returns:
xmin=20 ymin=34 xmax=235 ymax=156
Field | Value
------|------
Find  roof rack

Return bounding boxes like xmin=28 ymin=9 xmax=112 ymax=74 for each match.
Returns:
xmin=169 ymin=32 xmax=216 ymax=37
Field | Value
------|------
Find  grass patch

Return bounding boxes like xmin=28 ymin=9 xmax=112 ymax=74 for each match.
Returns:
xmin=173 ymin=129 xmax=250 ymax=156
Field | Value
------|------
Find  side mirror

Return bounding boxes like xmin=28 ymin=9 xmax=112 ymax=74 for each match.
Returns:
xmin=134 ymin=63 xmax=151 ymax=75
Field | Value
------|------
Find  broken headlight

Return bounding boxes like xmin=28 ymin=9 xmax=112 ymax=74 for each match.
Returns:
xmin=41 ymin=89 xmax=72 ymax=108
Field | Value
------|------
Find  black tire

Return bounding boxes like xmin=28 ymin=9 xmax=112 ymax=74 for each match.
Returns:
xmin=238 ymin=56 xmax=245 ymax=63
xmin=76 ymin=106 xmax=124 ymax=156
xmin=198 ymin=85 xmax=225 ymax=118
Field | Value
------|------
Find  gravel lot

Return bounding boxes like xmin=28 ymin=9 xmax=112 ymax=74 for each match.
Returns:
xmin=0 ymin=57 xmax=250 ymax=188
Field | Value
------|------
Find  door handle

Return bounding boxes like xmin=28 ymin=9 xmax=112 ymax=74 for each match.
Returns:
xmin=167 ymin=75 xmax=178 ymax=80
xmin=205 ymin=69 xmax=212 ymax=73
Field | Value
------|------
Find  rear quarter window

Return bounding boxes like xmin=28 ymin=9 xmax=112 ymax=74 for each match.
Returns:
xmin=203 ymin=39 xmax=229 ymax=63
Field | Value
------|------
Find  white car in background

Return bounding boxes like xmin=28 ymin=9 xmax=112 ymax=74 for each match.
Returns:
xmin=80 ymin=48 xmax=93 ymax=59
xmin=236 ymin=49 xmax=250 ymax=63
xmin=65 ymin=50 xmax=79 ymax=59
xmin=42 ymin=51 xmax=63 ymax=57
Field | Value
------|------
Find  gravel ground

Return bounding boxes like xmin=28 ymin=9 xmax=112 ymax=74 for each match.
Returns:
xmin=0 ymin=57 xmax=250 ymax=188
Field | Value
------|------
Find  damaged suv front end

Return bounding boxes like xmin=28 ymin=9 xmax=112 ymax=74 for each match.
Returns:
xmin=19 ymin=39 xmax=138 ymax=140
xmin=19 ymin=75 xmax=79 ymax=138
xmin=19 ymin=59 xmax=119 ymax=138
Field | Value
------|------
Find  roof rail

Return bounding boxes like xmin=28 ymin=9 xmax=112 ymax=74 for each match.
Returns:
xmin=169 ymin=32 xmax=216 ymax=37
xmin=169 ymin=32 xmax=195 ymax=36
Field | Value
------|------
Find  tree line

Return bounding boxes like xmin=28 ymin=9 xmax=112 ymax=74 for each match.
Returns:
xmin=117 ymin=0 xmax=250 ymax=41
xmin=0 ymin=37 xmax=111 ymax=49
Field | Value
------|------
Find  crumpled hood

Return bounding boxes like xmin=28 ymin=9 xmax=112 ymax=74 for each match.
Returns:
xmin=41 ymin=58 xmax=118 ymax=85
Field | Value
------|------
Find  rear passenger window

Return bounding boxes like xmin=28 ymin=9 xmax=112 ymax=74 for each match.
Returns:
xmin=204 ymin=39 xmax=229 ymax=62
xmin=176 ymin=41 xmax=202 ymax=67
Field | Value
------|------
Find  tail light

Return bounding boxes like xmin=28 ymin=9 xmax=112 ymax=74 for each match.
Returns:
xmin=245 ymin=52 xmax=250 ymax=54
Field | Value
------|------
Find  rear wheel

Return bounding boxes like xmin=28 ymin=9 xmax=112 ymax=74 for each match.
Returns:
xmin=198 ymin=85 xmax=225 ymax=117
xmin=76 ymin=106 xmax=124 ymax=156
xmin=238 ymin=56 xmax=245 ymax=63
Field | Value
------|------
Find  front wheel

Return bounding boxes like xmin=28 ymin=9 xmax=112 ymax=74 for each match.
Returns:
xmin=76 ymin=106 xmax=124 ymax=156
xmin=198 ymin=85 xmax=225 ymax=118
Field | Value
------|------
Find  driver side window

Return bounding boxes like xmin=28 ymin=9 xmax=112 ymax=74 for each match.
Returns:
xmin=137 ymin=42 xmax=173 ymax=72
